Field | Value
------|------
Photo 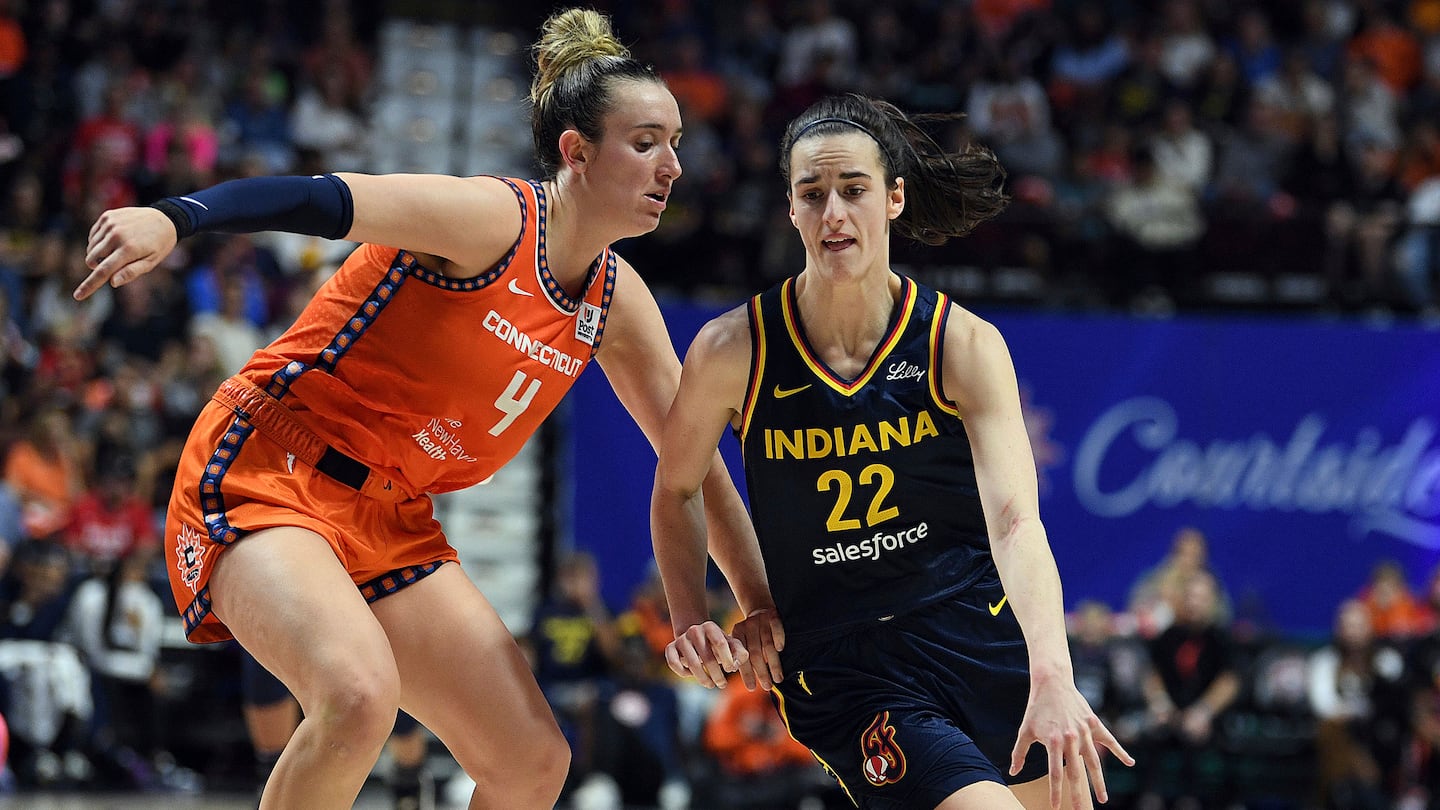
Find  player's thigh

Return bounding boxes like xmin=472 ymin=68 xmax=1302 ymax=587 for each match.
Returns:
xmin=934 ymin=780 xmax=1025 ymax=810
xmin=370 ymin=563 xmax=561 ymax=765
xmin=210 ymin=526 xmax=398 ymax=702
xmin=1010 ymin=773 xmax=1092 ymax=810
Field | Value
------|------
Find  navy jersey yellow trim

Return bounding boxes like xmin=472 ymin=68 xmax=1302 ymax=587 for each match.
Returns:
xmin=739 ymin=292 xmax=768 ymax=442
xmin=927 ymin=292 xmax=961 ymax=418
xmin=779 ymin=275 xmax=917 ymax=395
xmin=740 ymin=275 xmax=994 ymax=640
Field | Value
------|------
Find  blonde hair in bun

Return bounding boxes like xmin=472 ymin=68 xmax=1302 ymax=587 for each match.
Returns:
xmin=527 ymin=8 xmax=661 ymax=178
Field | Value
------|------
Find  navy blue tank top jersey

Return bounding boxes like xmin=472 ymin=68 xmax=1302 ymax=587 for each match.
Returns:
xmin=738 ymin=275 xmax=996 ymax=640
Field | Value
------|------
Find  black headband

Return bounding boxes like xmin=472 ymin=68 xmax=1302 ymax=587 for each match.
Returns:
xmin=795 ymin=116 xmax=877 ymax=141
xmin=793 ymin=117 xmax=893 ymax=165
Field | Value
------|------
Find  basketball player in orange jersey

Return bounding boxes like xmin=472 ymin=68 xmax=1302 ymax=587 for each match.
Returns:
xmin=74 ymin=9 xmax=768 ymax=809
xmin=652 ymin=94 xmax=1134 ymax=810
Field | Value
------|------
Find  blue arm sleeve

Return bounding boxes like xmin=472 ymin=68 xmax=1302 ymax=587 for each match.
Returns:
xmin=150 ymin=174 xmax=355 ymax=241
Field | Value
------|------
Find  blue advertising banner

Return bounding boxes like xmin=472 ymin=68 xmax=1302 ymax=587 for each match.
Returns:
xmin=566 ymin=303 xmax=1440 ymax=636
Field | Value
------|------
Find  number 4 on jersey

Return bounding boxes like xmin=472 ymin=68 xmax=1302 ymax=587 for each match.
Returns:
xmin=489 ymin=370 xmax=541 ymax=436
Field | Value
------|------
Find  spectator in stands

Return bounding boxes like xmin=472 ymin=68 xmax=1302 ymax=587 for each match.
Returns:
xmin=1128 ymin=526 xmax=1220 ymax=637
xmin=61 ymin=453 xmax=156 ymax=577
xmin=290 ymin=70 xmax=371 ymax=174
xmin=0 ymin=539 xmax=91 ymax=787
xmin=98 ymin=272 xmax=189 ymax=365
xmin=1193 ymin=50 xmax=1251 ymax=129
xmin=0 ymin=284 xmax=36 ymax=411
xmin=529 ymin=550 xmax=621 ymax=798
xmin=29 ymin=234 xmax=113 ymax=355
xmin=702 ymin=671 xmax=821 ymax=809
xmin=1139 ymin=569 xmax=1242 ymax=809
xmin=1103 ymin=143 xmax=1205 ymax=310
xmin=1150 ymin=98 xmax=1214 ymax=194
xmin=1395 ymin=176 xmax=1440 ymax=314
xmin=1347 ymin=8 xmax=1422 ymax=94
xmin=1339 ymin=55 xmax=1402 ymax=155
xmin=1049 ymin=2 xmax=1131 ymax=114
xmin=1224 ymin=7 xmax=1284 ymax=85
xmin=1157 ymin=0 xmax=1217 ymax=91
xmin=3 ymin=405 xmax=84 ymax=540
xmin=584 ymin=623 xmax=689 ymax=810
xmin=0 ymin=482 xmax=20 ymax=579
xmin=1107 ymin=33 xmax=1173 ymax=131
xmin=1326 ymin=134 xmax=1405 ymax=307
xmin=222 ymin=72 xmax=294 ymax=174
xmin=1071 ymin=600 xmax=1125 ymax=726
xmin=190 ymin=273 xmax=267 ymax=376
xmin=968 ymin=51 xmax=1066 ymax=180
xmin=1308 ymin=598 xmax=1407 ymax=809
xmin=1358 ymin=560 xmax=1430 ymax=641
xmin=775 ymin=0 xmax=857 ymax=95
xmin=1257 ymin=48 xmax=1337 ymax=144
xmin=60 ymin=546 xmax=166 ymax=789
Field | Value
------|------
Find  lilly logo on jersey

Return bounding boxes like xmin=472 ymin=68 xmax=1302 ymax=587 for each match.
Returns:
xmin=812 ymin=522 xmax=929 ymax=565
xmin=860 ymin=711 xmax=906 ymax=787
xmin=175 ymin=524 xmax=208 ymax=594
xmin=886 ymin=360 xmax=925 ymax=383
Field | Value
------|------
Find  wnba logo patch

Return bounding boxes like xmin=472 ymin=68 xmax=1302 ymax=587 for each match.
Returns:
xmin=859 ymin=710 xmax=906 ymax=787
xmin=175 ymin=524 xmax=209 ymax=594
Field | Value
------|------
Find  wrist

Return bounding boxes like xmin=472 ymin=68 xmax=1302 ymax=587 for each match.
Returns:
xmin=150 ymin=199 xmax=193 ymax=239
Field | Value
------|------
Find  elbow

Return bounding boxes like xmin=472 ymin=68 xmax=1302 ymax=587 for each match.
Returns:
xmin=990 ymin=512 xmax=1043 ymax=554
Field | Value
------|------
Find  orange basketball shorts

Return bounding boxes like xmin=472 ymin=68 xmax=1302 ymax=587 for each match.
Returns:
xmin=164 ymin=400 xmax=459 ymax=643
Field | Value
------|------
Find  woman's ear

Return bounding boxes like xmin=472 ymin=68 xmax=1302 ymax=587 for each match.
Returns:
xmin=559 ymin=129 xmax=592 ymax=174
xmin=888 ymin=177 xmax=906 ymax=220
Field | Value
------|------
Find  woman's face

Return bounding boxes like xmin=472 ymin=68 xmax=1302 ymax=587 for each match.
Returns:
xmin=579 ymin=80 xmax=683 ymax=238
xmin=787 ymin=131 xmax=904 ymax=283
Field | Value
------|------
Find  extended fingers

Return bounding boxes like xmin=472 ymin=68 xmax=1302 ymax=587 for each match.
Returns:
xmin=702 ymin=622 xmax=736 ymax=671
xmin=1063 ymin=728 xmax=1087 ymax=810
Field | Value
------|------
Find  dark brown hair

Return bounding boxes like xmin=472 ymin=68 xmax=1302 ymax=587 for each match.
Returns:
xmin=780 ymin=94 xmax=1009 ymax=245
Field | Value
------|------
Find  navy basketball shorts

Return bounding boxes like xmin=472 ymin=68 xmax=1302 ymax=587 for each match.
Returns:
xmin=770 ymin=582 xmax=1048 ymax=809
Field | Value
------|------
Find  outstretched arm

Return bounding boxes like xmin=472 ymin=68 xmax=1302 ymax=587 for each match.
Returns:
xmin=596 ymin=270 xmax=781 ymax=688
xmin=941 ymin=304 xmax=1134 ymax=808
xmin=77 ymin=173 xmax=523 ymax=300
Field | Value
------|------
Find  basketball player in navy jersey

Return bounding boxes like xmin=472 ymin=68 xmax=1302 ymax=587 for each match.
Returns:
xmin=652 ymin=94 xmax=1134 ymax=809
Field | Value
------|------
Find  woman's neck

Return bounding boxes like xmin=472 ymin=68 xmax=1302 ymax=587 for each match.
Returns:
xmin=542 ymin=178 xmax=613 ymax=297
xmin=793 ymin=266 xmax=901 ymax=364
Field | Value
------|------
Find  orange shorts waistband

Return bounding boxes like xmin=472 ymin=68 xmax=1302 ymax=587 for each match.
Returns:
xmin=212 ymin=377 xmax=410 ymax=503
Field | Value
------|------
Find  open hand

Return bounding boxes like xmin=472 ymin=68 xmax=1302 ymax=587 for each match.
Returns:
xmin=1010 ymin=679 xmax=1135 ymax=808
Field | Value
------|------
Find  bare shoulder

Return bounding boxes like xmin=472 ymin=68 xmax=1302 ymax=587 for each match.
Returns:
xmin=688 ymin=304 xmax=752 ymax=372
xmin=941 ymin=300 xmax=1008 ymax=360
xmin=939 ymin=301 xmax=1017 ymax=412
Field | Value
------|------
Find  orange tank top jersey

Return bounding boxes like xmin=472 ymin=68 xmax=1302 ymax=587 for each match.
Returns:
xmin=235 ymin=178 xmax=614 ymax=495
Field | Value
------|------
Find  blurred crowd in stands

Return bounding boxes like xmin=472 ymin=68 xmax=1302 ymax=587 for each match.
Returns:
xmin=0 ymin=0 xmax=1438 ymax=807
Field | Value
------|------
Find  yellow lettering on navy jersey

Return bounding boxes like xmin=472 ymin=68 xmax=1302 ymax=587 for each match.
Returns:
xmin=764 ymin=412 xmax=942 ymax=460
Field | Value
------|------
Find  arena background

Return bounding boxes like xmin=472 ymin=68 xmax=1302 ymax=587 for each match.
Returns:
xmin=0 ymin=0 xmax=1439 ymax=808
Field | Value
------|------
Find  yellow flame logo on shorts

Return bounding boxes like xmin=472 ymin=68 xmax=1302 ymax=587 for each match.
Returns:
xmin=860 ymin=710 xmax=907 ymax=787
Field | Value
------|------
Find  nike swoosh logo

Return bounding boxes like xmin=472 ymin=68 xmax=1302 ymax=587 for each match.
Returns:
xmin=773 ymin=383 xmax=812 ymax=399
xmin=988 ymin=595 xmax=1008 ymax=616
xmin=507 ymin=278 xmax=534 ymax=297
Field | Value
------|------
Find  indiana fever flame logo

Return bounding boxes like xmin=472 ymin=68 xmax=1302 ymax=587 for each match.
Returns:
xmin=860 ymin=710 xmax=906 ymax=787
